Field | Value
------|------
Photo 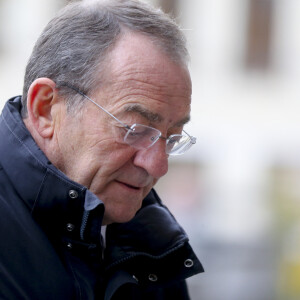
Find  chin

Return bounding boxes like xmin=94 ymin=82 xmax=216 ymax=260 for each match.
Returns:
xmin=103 ymin=206 xmax=140 ymax=225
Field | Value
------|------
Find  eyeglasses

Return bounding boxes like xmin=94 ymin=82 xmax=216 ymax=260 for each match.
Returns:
xmin=63 ymin=84 xmax=196 ymax=155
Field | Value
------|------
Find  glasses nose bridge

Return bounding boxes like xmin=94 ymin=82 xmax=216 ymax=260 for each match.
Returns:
xmin=144 ymin=133 xmax=167 ymax=153
xmin=158 ymin=135 xmax=168 ymax=142
xmin=155 ymin=132 xmax=172 ymax=147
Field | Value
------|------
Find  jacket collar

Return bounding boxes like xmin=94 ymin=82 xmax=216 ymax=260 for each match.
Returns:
xmin=106 ymin=189 xmax=189 ymax=265
xmin=104 ymin=189 xmax=204 ymax=291
xmin=0 ymin=96 xmax=103 ymax=236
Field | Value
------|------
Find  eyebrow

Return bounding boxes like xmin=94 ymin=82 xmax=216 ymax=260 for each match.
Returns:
xmin=124 ymin=103 xmax=190 ymax=127
xmin=124 ymin=104 xmax=164 ymax=123
xmin=175 ymin=115 xmax=190 ymax=127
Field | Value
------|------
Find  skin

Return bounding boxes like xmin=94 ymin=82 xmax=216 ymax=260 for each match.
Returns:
xmin=24 ymin=32 xmax=192 ymax=224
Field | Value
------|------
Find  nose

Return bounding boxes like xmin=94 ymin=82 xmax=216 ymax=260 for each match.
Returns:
xmin=133 ymin=140 xmax=169 ymax=179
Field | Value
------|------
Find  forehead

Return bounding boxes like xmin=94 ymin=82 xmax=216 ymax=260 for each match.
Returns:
xmin=105 ymin=32 xmax=191 ymax=90
xmin=96 ymin=32 xmax=192 ymax=124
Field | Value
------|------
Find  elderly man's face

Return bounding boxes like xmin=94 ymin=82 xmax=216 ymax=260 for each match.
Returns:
xmin=56 ymin=33 xmax=192 ymax=224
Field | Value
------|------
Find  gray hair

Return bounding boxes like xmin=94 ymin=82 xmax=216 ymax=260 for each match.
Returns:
xmin=21 ymin=0 xmax=189 ymax=117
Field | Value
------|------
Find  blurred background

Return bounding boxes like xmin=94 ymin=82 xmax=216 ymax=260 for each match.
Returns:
xmin=1 ymin=0 xmax=300 ymax=299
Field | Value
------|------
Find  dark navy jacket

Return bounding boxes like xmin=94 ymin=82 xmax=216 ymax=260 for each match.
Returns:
xmin=0 ymin=97 xmax=203 ymax=299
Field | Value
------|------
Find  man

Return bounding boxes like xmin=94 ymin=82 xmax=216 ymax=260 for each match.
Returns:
xmin=0 ymin=0 xmax=203 ymax=299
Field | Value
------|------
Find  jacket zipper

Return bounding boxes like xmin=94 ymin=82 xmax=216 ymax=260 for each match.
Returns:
xmin=80 ymin=210 xmax=90 ymax=241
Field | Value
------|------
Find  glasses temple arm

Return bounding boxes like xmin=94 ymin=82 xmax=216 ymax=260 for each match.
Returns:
xmin=183 ymin=129 xmax=197 ymax=144
xmin=60 ymin=83 xmax=130 ymax=130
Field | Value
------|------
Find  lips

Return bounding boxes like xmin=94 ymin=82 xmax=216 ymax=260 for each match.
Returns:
xmin=115 ymin=180 xmax=141 ymax=190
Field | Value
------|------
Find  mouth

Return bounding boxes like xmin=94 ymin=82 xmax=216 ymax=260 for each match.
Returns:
xmin=115 ymin=180 xmax=141 ymax=191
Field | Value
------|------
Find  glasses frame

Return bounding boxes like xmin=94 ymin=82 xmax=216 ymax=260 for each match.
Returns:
xmin=60 ymin=83 xmax=196 ymax=155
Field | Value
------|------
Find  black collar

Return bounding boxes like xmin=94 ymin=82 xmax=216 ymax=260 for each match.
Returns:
xmin=0 ymin=96 xmax=104 ymax=239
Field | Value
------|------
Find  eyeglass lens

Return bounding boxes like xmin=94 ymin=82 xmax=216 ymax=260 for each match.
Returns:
xmin=124 ymin=124 xmax=161 ymax=149
xmin=123 ymin=124 xmax=194 ymax=155
xmin=166 ymin=135 xmax=193 ymax=155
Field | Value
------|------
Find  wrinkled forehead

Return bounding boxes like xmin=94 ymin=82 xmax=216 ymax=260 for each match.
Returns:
xmin=102 ymin=32 xmax=192 ymax=93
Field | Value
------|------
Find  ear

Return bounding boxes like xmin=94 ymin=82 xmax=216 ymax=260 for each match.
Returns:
xmin=26 ymin=78 xmax=58 ymax=138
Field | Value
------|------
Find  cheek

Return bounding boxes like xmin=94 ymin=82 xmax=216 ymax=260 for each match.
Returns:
xmin=87 ymin=143 xmax=137 ymax=188
xmin=97 ymin=141 xmax=135 ymax=167
xmin=53 ymin=122 xmax=83 ymax=174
